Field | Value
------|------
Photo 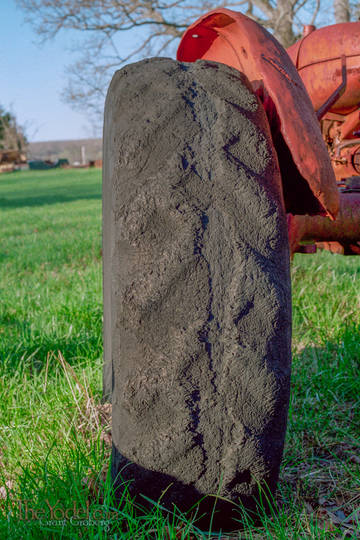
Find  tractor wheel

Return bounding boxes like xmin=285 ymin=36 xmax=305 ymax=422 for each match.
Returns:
xmin=103 ymin=58 xmax=292 ymax=530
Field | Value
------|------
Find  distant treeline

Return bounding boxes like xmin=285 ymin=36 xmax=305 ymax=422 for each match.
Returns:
xmin=28 ymin=138 xmax=102 ymax=164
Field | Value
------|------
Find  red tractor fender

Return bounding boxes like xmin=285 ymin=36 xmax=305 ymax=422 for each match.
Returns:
xmin=177 ymin=9 xmax=339 ymax=219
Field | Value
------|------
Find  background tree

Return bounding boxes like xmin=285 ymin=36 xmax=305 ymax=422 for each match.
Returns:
xmin=0 ymin=106 xmax=28 ymax=152
xmin=16 ymin=0 xmax=358 ymax=126
xmin=334 ymin=0 xmax=350 ymax=21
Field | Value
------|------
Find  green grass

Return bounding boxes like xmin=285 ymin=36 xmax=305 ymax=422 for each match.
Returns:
xmin=0 ymin=169 xmax=359 ymax=538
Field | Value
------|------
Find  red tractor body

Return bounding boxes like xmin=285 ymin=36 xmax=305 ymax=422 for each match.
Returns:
xmin=177 ymin=9 xmax=360 ymax=256
xmin=287 ymin=22 xmax=360 ymax=115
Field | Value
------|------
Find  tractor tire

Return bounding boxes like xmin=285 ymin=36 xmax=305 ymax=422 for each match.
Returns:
xmin=103 ymin=58 xmax=292 ymax=530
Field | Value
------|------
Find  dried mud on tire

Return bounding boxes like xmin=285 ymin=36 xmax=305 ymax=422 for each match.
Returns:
xmin=103 ymin=58 xmax=292 ymax=529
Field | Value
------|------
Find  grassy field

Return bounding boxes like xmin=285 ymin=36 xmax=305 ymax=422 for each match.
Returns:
xmin=0 ymin=169 xmax=359 ymax=539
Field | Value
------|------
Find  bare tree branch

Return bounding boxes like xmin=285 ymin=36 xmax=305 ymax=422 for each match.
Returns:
xmin=15 ymin=0 xmax=343 ymax=125
xmin=309 ymin=0 xmax=321 ymax=24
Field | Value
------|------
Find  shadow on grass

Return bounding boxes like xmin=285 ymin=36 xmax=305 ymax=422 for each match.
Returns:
xmin=0 ymin=192 xmax=101 ymax=209
xmin=111 ymin=447 xmax=270 ymax=533
xmin=292 ymin=322 xmax=359 ymax=377
xmin=1 ymin=315 xmax=102 ymax=373
xmin=285 ymin=323 xmax=359 ymax=470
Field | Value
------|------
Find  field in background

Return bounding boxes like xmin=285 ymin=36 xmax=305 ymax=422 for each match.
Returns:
xmin=0 ymin=169 xmax=359 ymax=538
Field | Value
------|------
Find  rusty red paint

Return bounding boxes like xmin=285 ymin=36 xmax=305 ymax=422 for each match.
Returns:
xmin=332 ymin=145 xmax=360 ymax=180
xmin=177 ymin=9 xmax=339 ymax=219
xmin=288 ymin=192 xmax=360 ymax=255
xmin=321 ymin=109 xmax=360 ymax=181
xmin=340 ymin=109 xmax=360 ymax=140
xmin=316 ymin=241 xmax=345 ymax=254
xmin=316 ymin=55 xmax=347 ymax=120
xmin=287 ymin=23 xmax=360 ymax=115
xmin=302 ymin=25 xmax=316 ymax=37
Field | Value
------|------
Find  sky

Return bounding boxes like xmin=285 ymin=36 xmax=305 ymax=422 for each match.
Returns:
xmin=1 ymin=0 xmax=335 ymax=143
xmin=1 ymin=0 xmax=106 ymax=142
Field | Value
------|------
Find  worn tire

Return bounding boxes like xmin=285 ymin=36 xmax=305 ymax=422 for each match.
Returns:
xmin=103 ymin=58 xmax=292 ymax=530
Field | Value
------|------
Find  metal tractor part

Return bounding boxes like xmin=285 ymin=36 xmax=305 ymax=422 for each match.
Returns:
xmin=177 ymin=8 xmax=339 ymax=220
xmin=178 ymin=10 xmax=360 ymax=257
xmin=286 ymin=22 xmax=360 ymax=255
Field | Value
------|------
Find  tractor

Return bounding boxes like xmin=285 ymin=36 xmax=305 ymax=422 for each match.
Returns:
xmin=102 ymin=9 xmax=360 ymax=530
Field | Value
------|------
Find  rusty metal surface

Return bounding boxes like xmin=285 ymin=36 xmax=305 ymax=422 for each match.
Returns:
xmin=177 ymin=9 xmax=339 ymax=219
xmin=316 ymin=241 xmax=346 ymax=254
xmin=333 ymin=145 xmax=360 ymax=180
xmin=321 ymin=109 xmax=360 ymax=180
xmin=316 ymin=55 xmax=347 ymax=120
xmin=287 ymin=22 xmax=360 ymax=115
xmin=340 ymin=108 xmax=360 ymax=140
xmin=288 ymin=192 xmax=360 ymax=255
xmin=303 ymin=25 xmax=316 ymax=37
